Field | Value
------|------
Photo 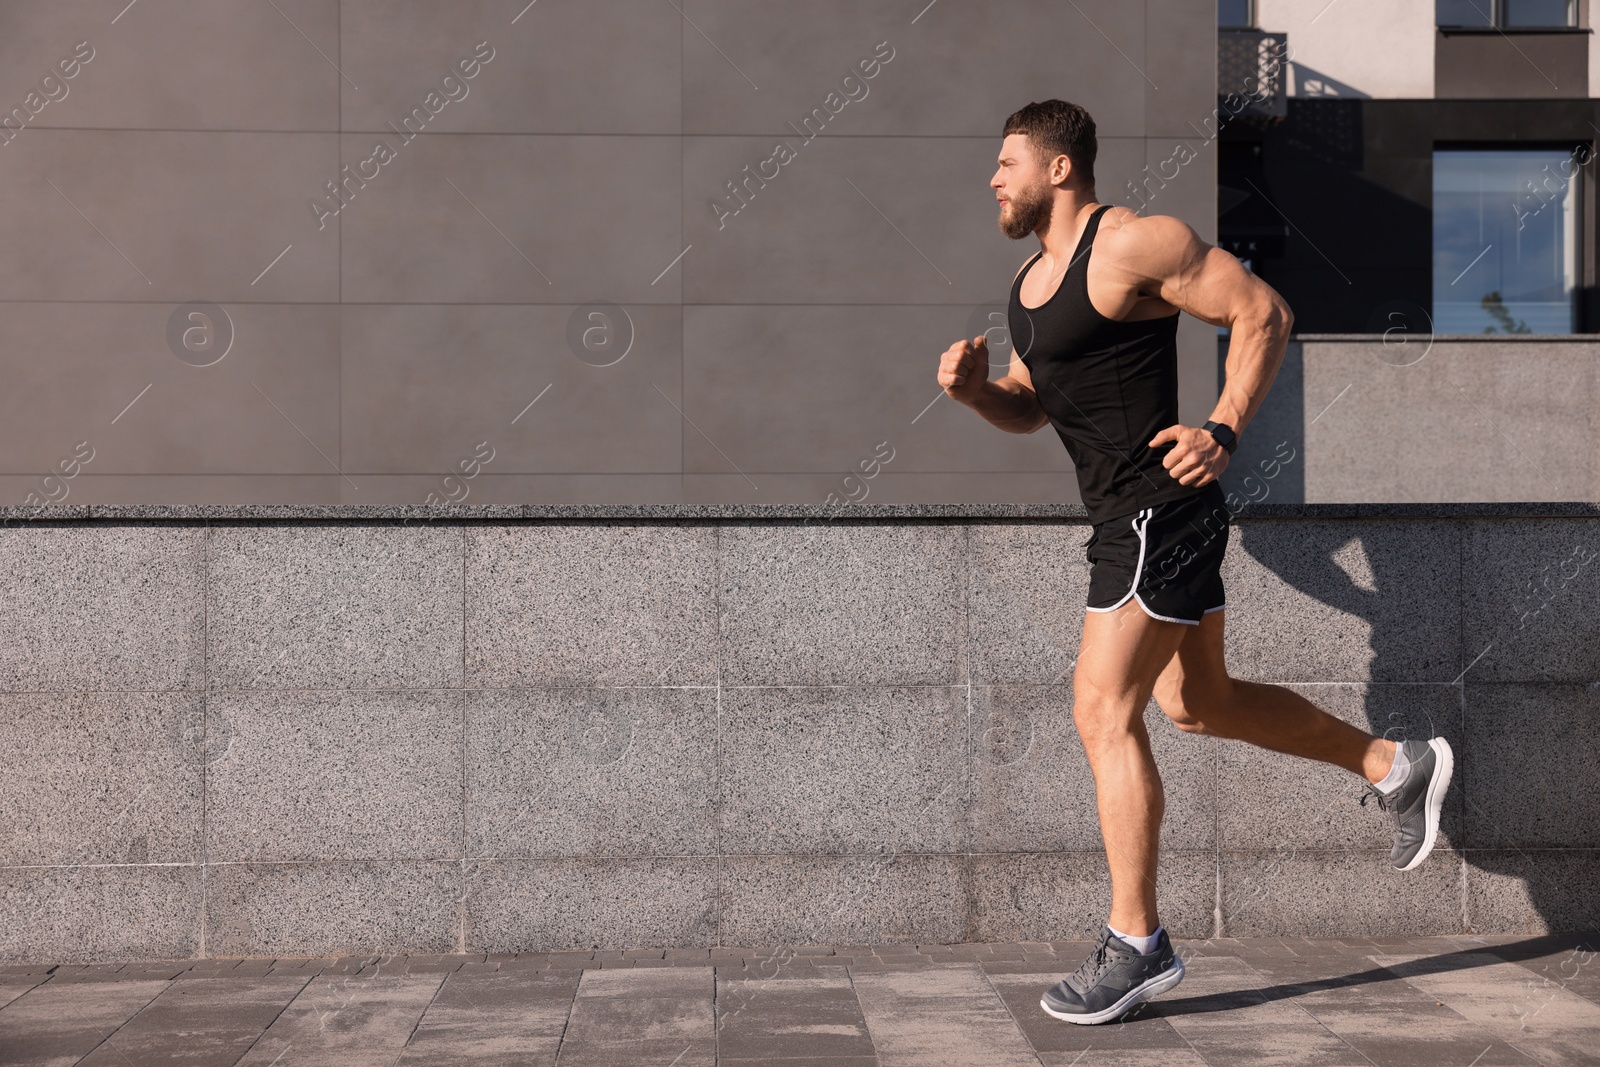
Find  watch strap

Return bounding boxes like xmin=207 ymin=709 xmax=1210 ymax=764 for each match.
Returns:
xmin=1201 ymin=420 xmax=1238 ymax=454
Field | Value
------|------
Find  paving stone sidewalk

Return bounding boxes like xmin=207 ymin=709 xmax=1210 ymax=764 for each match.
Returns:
xmin=1 ymin=932 xmax=1596 ymax=1065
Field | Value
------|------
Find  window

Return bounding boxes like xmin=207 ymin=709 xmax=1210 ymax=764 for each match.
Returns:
xmin=1219 ymin=0 xmax=1254 ymax=29
xmin=1432 ymin=148 xmax=1582 ymax=334
xmin=1436 ymin=0 xmax=1576 ymax=28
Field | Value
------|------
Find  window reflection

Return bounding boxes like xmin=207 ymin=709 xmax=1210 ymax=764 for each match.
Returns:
xmin=1503 ymin=0 xmax=1575 ymax=27
xmin=1219 ymin=0 xmax=1253 ymax=28
xmin=1437 ymin=0 xmax=1574 ymax=26
xmin=1432 ymin=149 xmax=1580 ymax=334
xmin=1436 ymin=0 xmax=1493 ymax=26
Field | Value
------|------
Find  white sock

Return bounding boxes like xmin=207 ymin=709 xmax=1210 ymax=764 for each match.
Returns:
xmin=1373 ymin=743 xmax=1410 ymax=793
xmin=1109 ymin=923 xmax=1163 ymax=955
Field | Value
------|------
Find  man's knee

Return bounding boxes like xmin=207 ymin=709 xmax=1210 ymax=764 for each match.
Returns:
xmin=1070 ymin=686 xmax=1144 ymax=749
xmin=1162 ymin=706 xmax=1210 ymax=734
xmin=1154 ymin=675 xmax=1232 ymax=735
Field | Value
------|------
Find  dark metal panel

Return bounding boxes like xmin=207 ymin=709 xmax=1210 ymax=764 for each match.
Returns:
xmin=1435 ymin=28 xmax=1590 ymax=98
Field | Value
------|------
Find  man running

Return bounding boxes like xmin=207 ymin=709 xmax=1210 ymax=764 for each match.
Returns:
xmin=936 ymin=99 xmax=1454 ymax=1025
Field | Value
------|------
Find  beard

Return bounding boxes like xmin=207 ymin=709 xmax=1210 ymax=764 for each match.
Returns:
xmin=998 ymin=180 xmax=1052 ymax=239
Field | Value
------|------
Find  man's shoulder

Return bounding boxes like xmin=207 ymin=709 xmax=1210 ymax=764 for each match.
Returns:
xmin=1094 ymin=208 xmax=1204 ymax=278
xmin=1096 ymin=207 xmax=1198 ymax=250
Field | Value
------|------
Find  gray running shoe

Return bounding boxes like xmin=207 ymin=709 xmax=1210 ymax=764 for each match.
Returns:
xmin=1040 ymin=926 xmax=1185 ymax=1025
xmin=1362 ymin=736 xmax=1454 ymax=871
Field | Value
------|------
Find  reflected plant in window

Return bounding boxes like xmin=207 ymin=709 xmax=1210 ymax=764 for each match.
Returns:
xmin=1433 ymin=149 xmax=1578 ymax=334
xmin=1479 ymin=291 xmax=1532 ymax=335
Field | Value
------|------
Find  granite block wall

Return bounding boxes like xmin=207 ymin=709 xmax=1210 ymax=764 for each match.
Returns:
xmin=0 ymin=504 xmax=1595 ymax=962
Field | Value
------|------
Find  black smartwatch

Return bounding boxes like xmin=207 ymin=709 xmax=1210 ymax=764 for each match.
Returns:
xmin=1201 ymin=420 xmax=1238 ymax=455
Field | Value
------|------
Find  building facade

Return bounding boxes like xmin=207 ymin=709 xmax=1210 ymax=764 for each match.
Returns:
xmin=1208 ymin=0 xmax=1598 ymax=504
xmin=1217 ymin=0 xmax=1594 ymax=335
xmin=0 ymin=2 xmax=1588 ymax=505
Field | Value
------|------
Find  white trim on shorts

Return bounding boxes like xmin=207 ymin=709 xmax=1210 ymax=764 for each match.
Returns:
xmin=1083 ymin=507 xmax=1219 ymax=626
xmin=1085 ymin=508 xmax=1160 ymax=616
xmin=1134 ymin=592 xmax=1199 ymax=626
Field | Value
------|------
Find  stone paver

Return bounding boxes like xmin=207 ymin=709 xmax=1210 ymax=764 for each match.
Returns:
xmin=0 ymin=979 xmax=43 ymax=1013
xmin=233 ymin=973 xmax=445 ymax=1067
xmin=555 ymin=967 xmax=715 ymax=1067
xmin=849 ymin=963 xmax=1040 ymax=1066
xmin=1374 ymin=952 xmax=1600 ymax=1067
xmin=396 ymin=971 xmax=579 ymax=1066
xmin=0 ymin=935 xmax=1593 ymax=1065
xmin=0 ymin=979 xmax=168 ymax=1066
xmin=716 ymin=972 xmax=875 ymax=1063
xmin=1156 ymin=955 xmax=1367 ymax=1065
xmin=75 ymin=977 xmax=311 ymax=1067
xmin=1242 ymin=950 xmax=1538 ymax=1066
xmin=1043 ymin=1054 xmax=1211 ymax=1066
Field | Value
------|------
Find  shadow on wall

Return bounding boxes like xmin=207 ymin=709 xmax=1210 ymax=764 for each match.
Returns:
xmin=1287 ymin=62 xmax=1372 ymax=100
xmin=1230 ymin=520 xmax=1600 ymax=936
xmin=1218 ymin=336 xmax=1304 ymax=506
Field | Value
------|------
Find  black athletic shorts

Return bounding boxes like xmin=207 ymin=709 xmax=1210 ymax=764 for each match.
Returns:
xmin=1084 ymin=481 xmax=1230 ymax=625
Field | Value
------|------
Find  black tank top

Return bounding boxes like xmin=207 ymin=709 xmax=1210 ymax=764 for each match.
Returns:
xmin=1008 ymin=203 xmax=1197 ymax=524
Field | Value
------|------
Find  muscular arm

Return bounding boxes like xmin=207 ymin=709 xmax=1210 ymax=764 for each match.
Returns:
xmin=961 ymin=349 xmax=1048 ymax=433
xmin=1108 ymin=213 xmax=1294 ymax=484
xmin=1115 ymin=213 xmax=1293 ymax=435
xmin=936 ymin=263 xmax=1050 ymax=434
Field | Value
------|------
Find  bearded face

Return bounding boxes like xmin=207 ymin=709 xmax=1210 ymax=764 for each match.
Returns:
xmin=999 ymin=172 xmax=1053 ymax=239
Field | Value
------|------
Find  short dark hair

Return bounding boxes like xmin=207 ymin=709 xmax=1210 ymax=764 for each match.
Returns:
xmin=1002 ymin=99 xmax=1096 ymax=188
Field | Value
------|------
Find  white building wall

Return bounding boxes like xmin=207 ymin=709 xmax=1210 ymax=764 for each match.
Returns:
xmin=1588 ymin=0 xmax=1600 ymax=96
xmin=1255 ymin=0 xmax=1436 ymax=99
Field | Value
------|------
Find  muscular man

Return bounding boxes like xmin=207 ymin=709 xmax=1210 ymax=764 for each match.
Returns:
xmin=936 ymin=99 xmax=1454 ymax=1025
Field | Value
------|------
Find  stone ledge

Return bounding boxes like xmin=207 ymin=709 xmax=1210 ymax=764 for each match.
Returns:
xmin=1291 ymin=334 xmax=1600 ymax=342
xmin=0 ymin=501 xmax=1596 ymax=523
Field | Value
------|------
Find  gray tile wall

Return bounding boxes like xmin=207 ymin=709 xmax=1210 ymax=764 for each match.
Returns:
xmin=0 ymin=0 xmax=1219 ymax=507
xmin=1 ymin=512 xmax=1595 ymax=961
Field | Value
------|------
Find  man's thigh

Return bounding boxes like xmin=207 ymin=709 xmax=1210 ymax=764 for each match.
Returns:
xmin=1075 ymin=601 xmax=1191 ymax=718
xmin=1151 ymin=609 xmax=1232 ymax=722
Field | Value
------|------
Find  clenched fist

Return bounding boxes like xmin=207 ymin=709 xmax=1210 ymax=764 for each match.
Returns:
xmin=937 ymin=335 xmax=990 ymax=404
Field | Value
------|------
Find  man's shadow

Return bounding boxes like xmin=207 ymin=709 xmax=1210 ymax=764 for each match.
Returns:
xmin=1147 ymin=931 xmax=1598 ymax=1019
xmin=1222 ymin=520 xmax=1599 ymax=939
